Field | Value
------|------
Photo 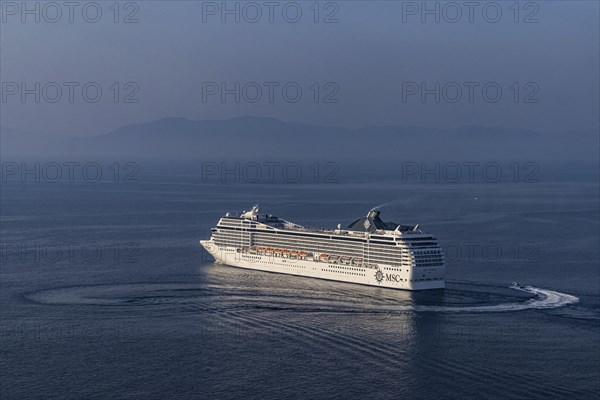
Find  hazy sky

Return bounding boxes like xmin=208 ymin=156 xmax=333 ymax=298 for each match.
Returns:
xmin=1 ymin=0 xmax=598 ymax=137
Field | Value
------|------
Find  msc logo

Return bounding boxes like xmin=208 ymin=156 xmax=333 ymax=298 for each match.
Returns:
xmin=374 ymin=269 xmax=384 ymax=284
xmin=375 ymin=268 xmax=404 ymax=284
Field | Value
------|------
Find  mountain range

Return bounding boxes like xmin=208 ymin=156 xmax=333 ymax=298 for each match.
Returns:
xmin=2 ymin=116 xmax=597 ymax=162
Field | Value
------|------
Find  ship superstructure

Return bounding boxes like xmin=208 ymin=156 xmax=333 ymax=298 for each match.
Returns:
xmin=200 ymin=205 xmax=445 ymax=290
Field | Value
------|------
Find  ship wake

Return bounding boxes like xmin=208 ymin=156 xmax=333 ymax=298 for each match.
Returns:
xmin=24 ymin=282 xmax=579 ymax=314
xmin=410 ymin=285 xmax=579 ymax=313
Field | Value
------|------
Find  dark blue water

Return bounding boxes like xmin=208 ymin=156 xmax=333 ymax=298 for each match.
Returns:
xmin=1 ymin=171 xmax=599 ymax=399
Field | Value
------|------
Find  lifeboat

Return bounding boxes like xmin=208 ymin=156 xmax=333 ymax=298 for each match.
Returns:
xmin=274 ymin=249 xmax=282 ymax=253
xmin=319 ymin=254 xmax=329 ymax=259
xmin=290 ymin=251 xmax=298 ymax=255
xmin=282 ymin=249 xmax=290 ymax=253
xmin=299 ymin=251 xmax=307 ymax=256
xmin=257 ymin=247 xmax=264 ymax=251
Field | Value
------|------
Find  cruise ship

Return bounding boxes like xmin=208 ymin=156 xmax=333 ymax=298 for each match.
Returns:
xmin=200 ymin=205 xmax=445 ymax=290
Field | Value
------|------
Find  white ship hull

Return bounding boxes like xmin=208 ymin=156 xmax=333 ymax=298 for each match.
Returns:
xmin=200 ymin=240 xmax=445 ymax=291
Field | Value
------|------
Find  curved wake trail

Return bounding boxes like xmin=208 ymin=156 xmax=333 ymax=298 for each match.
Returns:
xmin=25 ymin=283 xmax=580 ymax=314
xmin=411 ymin=285 xmax=580 ymax=313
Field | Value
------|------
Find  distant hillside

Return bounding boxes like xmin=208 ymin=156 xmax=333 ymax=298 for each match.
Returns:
xmin=1 ymin=116 xmax=597 ymax=161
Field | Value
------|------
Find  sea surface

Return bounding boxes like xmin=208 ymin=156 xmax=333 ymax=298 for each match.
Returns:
xmin=1 ymin=168 xmax=599 ymax=399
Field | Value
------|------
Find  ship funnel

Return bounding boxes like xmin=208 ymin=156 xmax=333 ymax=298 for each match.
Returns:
xmin=367 ymin=210 xmax=381 ymax=219
xmin=241 ymin=204 xmax=260 ymax=220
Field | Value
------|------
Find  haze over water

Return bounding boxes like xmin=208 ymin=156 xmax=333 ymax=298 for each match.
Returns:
xmin=1 ymin=1 xmax=599 ymax=398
